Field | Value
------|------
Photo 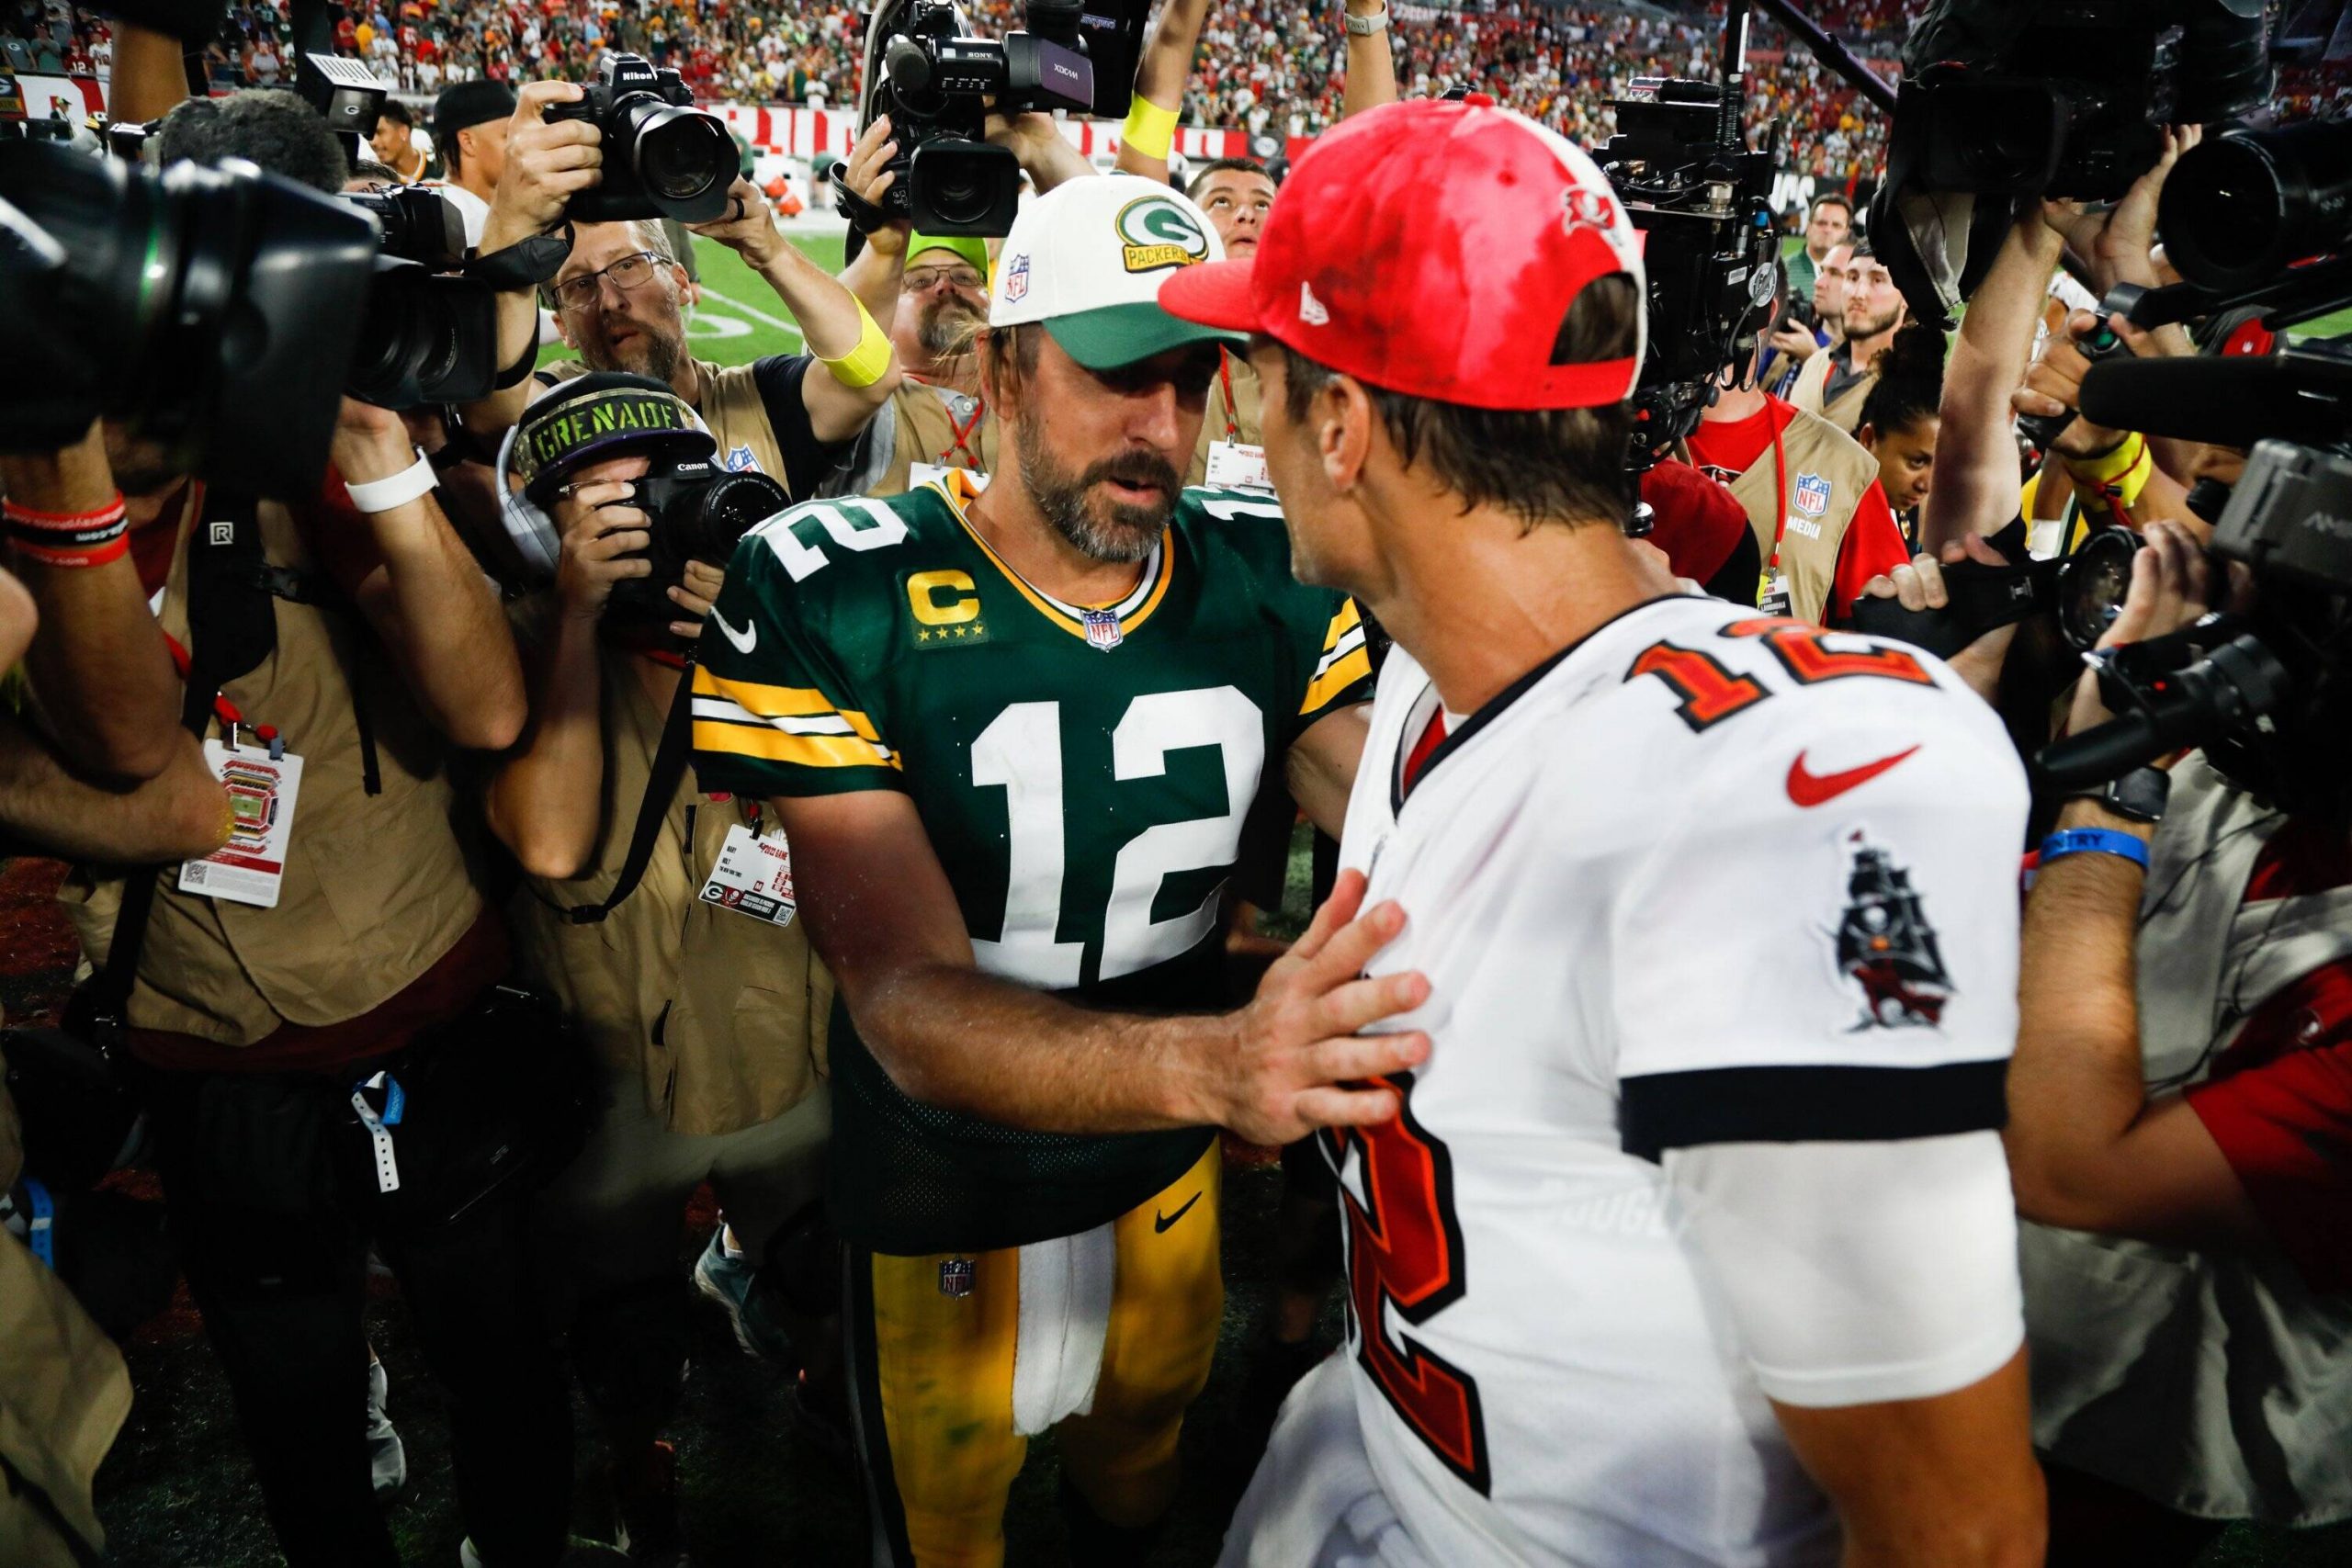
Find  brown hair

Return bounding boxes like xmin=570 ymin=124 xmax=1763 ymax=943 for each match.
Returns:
xmin=1280 ymin=274 xmax=1640 ymax=529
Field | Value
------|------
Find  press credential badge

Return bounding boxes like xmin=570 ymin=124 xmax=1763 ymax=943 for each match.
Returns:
xmin=1204 ymin=441 xmax=1272 ymax=492
xmin=699 ymin=823 xmax=798 ymax=926
xmin=178 ymin=740 xmax=303 ymax=908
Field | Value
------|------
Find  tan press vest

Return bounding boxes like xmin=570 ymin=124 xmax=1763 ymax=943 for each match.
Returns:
xmin=504 ymin=601 xmax=831 ymax=1135
xmin=1186 ymin=347 xmax=1265 ymax=486
xmin=0 ymin=1056 xmax=130 ymax=1568
xmin=1790 ymin=345 xmax=1876 ymax=436
xmin=1686 ymin=403 xmax=1882 ymax=628
xmin=546 ymin=355 xmax=791 ymax=483
xmin=61 ymin=499 xmax=486 ymax=1045
xmin=869 ymin=377 xmax=1001 ymax=498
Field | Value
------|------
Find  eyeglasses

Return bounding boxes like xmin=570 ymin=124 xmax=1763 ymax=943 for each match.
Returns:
xmin=903 ymin=265 xmax=985 ymax=294
xmin=553 ymin=250 xmax=666 ymax=310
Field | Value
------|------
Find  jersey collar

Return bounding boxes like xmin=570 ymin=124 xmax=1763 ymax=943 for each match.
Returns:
xmin=933 ymin=470 xmax=1176 ymax=644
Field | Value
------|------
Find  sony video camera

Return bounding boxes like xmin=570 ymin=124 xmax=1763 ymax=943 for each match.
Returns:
xmin=860 ymin=0 xmax=1143 ymax=236
xmin=546 ymin=52 xmax=739 ymax=223
xmin=0 ymin=139 xmax=378 ymax=498
xmin=337 ymin=185 xmax=503 ymax=409
xmin=1592 ymin=75 xmax=1781 ymax=468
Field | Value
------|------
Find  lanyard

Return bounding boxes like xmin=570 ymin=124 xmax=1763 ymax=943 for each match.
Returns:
xmin=914 ymin=376 xmax=989 ymax=472
xmin=1216 ymin=350 xmax=1240 ymax=444
xmin=1762 ymin=410 xmax=1793 ymax=573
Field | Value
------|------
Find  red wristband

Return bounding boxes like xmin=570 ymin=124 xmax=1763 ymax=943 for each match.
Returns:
xmin=5 ymin=493 xmax=130 ymax=569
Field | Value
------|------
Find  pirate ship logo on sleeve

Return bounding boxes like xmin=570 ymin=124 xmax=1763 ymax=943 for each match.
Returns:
xmin=1832 ymin=829 xmax=1952 ymax=1030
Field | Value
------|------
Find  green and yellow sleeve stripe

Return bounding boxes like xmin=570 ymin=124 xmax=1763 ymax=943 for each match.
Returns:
xmin=1299 ymin=599 xmax=1372 ymax=717
xmin=691 ymin=667 xmax=899 ymax=772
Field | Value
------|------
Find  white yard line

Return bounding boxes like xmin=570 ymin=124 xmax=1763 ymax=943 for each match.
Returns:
xmin=691 ymin=281 xmax=806 ymax=344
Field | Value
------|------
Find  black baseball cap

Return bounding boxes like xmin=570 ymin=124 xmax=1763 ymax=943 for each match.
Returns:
xmin=432 ymin=79 xmax=514 ymax=142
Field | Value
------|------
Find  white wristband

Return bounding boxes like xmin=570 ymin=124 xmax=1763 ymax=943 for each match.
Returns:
xmin=1344 ymin=4 xmax=1389 ymax=34
xmin=343 ymin=448 xmax=438 ymax=514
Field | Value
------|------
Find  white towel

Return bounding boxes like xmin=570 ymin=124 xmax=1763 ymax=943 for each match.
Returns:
xmin=1010 ymin=1220 xmax=1117 ymax=1437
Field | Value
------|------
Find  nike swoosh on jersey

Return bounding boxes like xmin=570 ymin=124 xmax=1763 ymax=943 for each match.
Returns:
xmin=1787 ymin=744 xmax=1920 ymax=807
xmin=709 ymin=607 xmax=757 ymax=655
xmin=1154 ymin=1190 xmax=1202 ymax=1234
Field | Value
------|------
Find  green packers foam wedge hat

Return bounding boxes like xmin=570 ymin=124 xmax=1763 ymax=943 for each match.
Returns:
xmin=988 ymin=175 xmax=1249 ymax=370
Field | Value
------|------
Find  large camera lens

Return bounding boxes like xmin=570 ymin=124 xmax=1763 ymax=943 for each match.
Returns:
xmin=688 ymin=470 xmax=791 ymax=561
xmin=620 ymin=100 xmax=737 ymax=219
xmin=2058 ymin=525 xmax=2140 ymax=652
xmin=346 ymin=261 xmax=499 ymax=409
xmin=2162 ymin=123 xmax=2352 ymax=292
xmin=908 ymin=138 xmax=1022 ymax=237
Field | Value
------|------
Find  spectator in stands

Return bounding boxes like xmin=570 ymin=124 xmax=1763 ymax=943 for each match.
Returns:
xmin=1782 ymin=190 xmax=1852 ymax=303
xmin=1791 ymin=240 xmax=1905 ymax=435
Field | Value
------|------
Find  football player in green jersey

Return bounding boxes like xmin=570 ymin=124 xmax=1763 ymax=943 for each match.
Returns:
xmin=688 ymin=175 xmax=1427 ymax=1567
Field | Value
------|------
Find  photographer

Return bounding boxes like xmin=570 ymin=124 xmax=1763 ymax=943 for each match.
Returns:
xmin=1764 ymin=238 xmax=1849 ymax=397
xmin=1783 ymin=190 xmax=1853 ymax=304
xmin=42 ymin=94 xmax=587 ymax=1568
xmin=2004 ymin=528 xmax=2352 ymax=1563
xmin=1790 ymin=240 xmax=1908 ymax=435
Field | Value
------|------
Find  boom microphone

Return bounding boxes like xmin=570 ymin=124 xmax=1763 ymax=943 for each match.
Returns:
xmin=2078 ymin=347 xmax=2352 ymax=451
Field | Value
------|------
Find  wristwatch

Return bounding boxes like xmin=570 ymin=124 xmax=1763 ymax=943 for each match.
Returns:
xmin=2067 ymin=765 xmax=2170 ymax=825
xmin=1344 ymin=4 xmax=1390 ymax=34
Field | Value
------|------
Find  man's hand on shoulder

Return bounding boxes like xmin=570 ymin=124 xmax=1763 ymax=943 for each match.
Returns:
xmin=1176 ymin=869 xmax=1432 ymax=1145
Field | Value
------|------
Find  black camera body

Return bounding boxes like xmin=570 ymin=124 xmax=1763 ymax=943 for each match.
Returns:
xmin=546 ymin=53 xmax=738 ymax=223
xmin=337 ymin=186 xmax=501 ymax=409
xmin=1899 ymin=0 xmax=2269 ymax=202
xmin=605 ymin=456 xmax=789 ymax=634
xmin=0 ymin=140 xmax=377 ymax=497
xmin=2159 ymin=121 xmax=2352 ymax=294
xmin=863 ymin=0 xmax=1106 ymax=236
xmin=1592 ymin=76 xmax=1781 ymax=468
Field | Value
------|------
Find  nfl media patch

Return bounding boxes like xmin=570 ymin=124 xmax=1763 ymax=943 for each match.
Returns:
xmin=1793 ymin=472 xmax=1832 ymax=518
xmin=1004 ymin=254 xmax=1030 ymax=303
xmin=724 ymin=444 xmax=759 ymax=472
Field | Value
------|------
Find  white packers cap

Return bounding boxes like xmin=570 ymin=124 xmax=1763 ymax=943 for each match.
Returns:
xmin=989 ymin=175 xmax=1250 ymax=370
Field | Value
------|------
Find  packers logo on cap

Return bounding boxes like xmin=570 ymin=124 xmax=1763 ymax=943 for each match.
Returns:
xmin=1117 ymin=197 xmax=1211 ymax=274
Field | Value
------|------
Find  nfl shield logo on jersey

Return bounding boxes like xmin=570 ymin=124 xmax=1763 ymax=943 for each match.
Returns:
xmin=1081 ymin=608 xmax=1124 ymax=651
xmin=1793 ymin=472 xmax=1832 ymax=518
xmin=724 ymin=445 xmax=759 ymax=473
xmin=938 ymin=1258 xmax=977 ymax=1298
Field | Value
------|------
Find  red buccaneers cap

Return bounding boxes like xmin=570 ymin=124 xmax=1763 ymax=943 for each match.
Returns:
xmin=1159 ymin=97 xmax=1646 ymax=411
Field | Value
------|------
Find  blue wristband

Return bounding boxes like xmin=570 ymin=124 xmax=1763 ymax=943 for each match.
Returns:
xmin=2039 ymin=828 xmax=2151 ymax=871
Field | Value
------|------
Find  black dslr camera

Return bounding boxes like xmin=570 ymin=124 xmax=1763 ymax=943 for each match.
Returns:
xmin=337 ymin=186 xmax=503 ymax=409
xmin=1592 ymin=74 xmax=1781 ymax=469
xmin=0 ymin=139 xmax=378 ymax=498
xmin=547 ymin=52 xmax=739 ymax=223
xmin=860 ymin=0 xmax=1142 ymax=236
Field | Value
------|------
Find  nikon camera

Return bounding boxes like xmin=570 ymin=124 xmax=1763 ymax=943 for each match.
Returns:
xmin=547 ymin=53 xmax=739 ymax=224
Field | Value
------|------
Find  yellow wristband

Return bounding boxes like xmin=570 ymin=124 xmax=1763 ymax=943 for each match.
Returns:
xmin=2064 ymin=431 xmax=2145 ymax=486
xmin=1122 ymin=96 xmax=1180 ymax=163
xmin=821 ymin=299 xmax=893 ymax=390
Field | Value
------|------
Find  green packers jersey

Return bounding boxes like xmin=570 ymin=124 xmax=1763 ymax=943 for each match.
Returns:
xmin=691 ymin=473 xmax=1372 ymax=1253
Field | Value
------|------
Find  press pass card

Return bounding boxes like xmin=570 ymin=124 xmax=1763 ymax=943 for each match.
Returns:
xmin=177 ymin=740 xmax=303 ymax=908
xmin=1204 ymin=441 xmax=1272 ymax=492
xmin=698 ymin=823 xmax=798 ymax=926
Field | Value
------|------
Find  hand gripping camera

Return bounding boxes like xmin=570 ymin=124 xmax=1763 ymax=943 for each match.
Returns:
xmin=546 ymin=53 xmax=740 ymax=224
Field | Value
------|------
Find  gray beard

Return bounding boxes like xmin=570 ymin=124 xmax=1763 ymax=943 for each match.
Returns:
xmin=594 ymin=326 xmax=684 ymax=389
xmin=1013 ymin=416 xmax=1169 ymax=565
xmin=916 ymin=299 xmax=983 ymax=360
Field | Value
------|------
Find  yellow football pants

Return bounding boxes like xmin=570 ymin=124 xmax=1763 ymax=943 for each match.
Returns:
xmin=845 ymin=1139 xmax=1224 ymax=1568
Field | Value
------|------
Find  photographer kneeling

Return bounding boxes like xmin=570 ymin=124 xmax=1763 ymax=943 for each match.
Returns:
xmin=486 ymin=377 xmax=834 ymax=1559
xmin=1997 ymin=517 xmax=2352 ymax=1564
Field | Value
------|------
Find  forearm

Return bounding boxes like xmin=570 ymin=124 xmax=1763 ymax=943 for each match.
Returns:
xmin=852 ymin=960 xmax=1222 ymax=1134
xmin=0 ymin=716 xmax=231 ymax=864
xmin=350 ymin=496 xmax=527 ymax=750
xmin=2005 ymin=812 xmax=2151 ymax=1219
xmin=1116 ymin=0 xmax=1208 ymax=180
xmin=1923 ymin=219 xmax=2062 ymax=553
xmin=1340 ymin=0 xmax=1399 ymax=116
xmin=2 ymin=439 xmax=182 ymax=778
xmin=483 ymin=612 xmax=607 ymax=879
xmin=764 ymin=246 xmax=899 ymax=439
xmin=839 ymin=237 xmax=904 ymax=333
xmin=107 ymin=22 xmax=193 ymax=124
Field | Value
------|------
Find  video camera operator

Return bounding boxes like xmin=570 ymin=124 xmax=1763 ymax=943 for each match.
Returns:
xmin=18 ymin=88 xmax=601 ymax=1568
xmin=456 ymin=80 xmax=895 ymax=503
xmin=481 ymin=374 xmax=835 ymax=1560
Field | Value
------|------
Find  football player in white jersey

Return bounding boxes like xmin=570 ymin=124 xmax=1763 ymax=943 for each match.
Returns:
xmin=1163 ymin=99 xmax=2047 ymax=1567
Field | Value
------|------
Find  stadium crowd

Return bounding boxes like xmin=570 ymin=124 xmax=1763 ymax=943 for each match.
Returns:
xmin=10 ymin=1 xmax=2352 ymax=1567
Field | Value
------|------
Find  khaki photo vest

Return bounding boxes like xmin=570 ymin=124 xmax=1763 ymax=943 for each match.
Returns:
xmin=1689 ymin=404 xmax=1882 ymax=628
xmin=62 ymin=498 xmax=487 ymax=1045
xmin=505 ymin=601 xmax=831 ymax=1135
xmin=1791 ymin=344 xmax=1877 ymax=435
xmin=868 ymin=377 xmax=1000 ymax=499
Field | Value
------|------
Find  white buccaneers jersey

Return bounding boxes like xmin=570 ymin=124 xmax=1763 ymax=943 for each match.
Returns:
xmin=1323 ymin=594 xmax=2029 ymax=1566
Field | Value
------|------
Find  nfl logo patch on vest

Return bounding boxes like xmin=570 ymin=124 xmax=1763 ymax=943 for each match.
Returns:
xmin=938 ymin=1258 xmax=977 ymax=1297
xmin=1793 ymin=472 xmax=1832 ymax=518
xmin=724 ymin=445 xmax=759 ymax=472
xmin=1081 ymin=608 xmax=1124 ymax=651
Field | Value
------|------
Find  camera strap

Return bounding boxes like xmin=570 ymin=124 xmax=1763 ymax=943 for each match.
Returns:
xmin=83 ymin=491 xmax=277 ymax=1053
xmin=464 ymin=222 xmax=574 ymax=293
xmin=561 ymin=648 xmax=698 ymax=925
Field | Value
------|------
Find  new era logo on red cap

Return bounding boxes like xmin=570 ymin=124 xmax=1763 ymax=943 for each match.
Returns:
xmin=1160 ymin=99 xmax=1645 ymax=412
